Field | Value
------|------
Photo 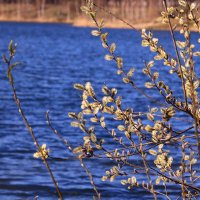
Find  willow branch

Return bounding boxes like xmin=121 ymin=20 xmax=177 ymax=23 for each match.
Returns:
xmin=46 ymin=111 xmax=101 ymax=200
xmin=5 ymin=58 xmax=63 ymax=199
xmin=163 ymin=0 xmax=188 ymax=108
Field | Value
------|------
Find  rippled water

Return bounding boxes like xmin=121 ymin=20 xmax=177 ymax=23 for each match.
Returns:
xmin=0 ymin=22 xmax=199 ymax=199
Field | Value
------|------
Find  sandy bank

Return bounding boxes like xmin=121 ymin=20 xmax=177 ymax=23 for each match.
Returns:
xmin=0 ymin=16 xmax=168 ymax=30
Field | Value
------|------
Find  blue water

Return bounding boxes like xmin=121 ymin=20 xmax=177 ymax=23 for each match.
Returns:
xmin=0 ymin=22 xmax=199 ymax=199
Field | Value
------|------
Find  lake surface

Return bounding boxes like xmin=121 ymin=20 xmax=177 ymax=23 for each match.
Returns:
xmin=0 ymin=22 xmax=199 ymax=200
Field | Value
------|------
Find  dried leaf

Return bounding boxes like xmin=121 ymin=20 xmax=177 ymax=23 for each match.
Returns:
xmin=145 ymin=125 xmax=153 ymax=132
xmin=68 ymin=112 xmax=77 ymax=119
xmin=123 ymin=77 xmax=130 ymax=84
xmin=149 ymin=149 xmax=157 ymax=156
xmin=190 ymin=2 xmax=196 ymax=10
xmin=105 ymin=54 xmax=114 ymax=61
xmin=74 ymin=83 xmax=85 ymax=90
xmin=154 ymin=54 xmax=162 ymax=60
xmin=110 ymin=43 xmax=116 ymax=53
xmin=90 ymin=133 xmax=97 ymax=143
xmin=127 ymin=68 xmax=135 ymax=77
xmin=73 ymin=146 xmax=82 ymax=153
xmin=193 ymin=51 xmax=200 ymax=56
xmin=116 ymin=57 xmax=123 ymax=69
xmin=142 ymin=40 xmax=149 ymax=47
xmin=118 ymin=125 xmax=125 ymax=131
xmin=147 ymin=113 xmax=154 ymax=121
xmin=121 ymin=180 xmax=127 ymax=185
xmin=91 ymin=30 xmax=101 ymax=36
xmin=102 ymin=176 xmax=108 ymax=181
xmin=71 ymin=121 xmax=79 ymax=127
xmin=153 ymin=72 xmax=159 ymax=80
xmin=176 ymin=41 xmax=186 ymax=49
xmin=194 ymin=80 xmax=199 ymax=89
xmin=178 ymin=0 xmax=187 ymax=7
xmin=147 ymin=60 xmax=154 ymax=68
xmin=145 ymin=82 xmax=154 ymax=89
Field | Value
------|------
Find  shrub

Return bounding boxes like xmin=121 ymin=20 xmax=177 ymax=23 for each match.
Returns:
xmin=3 ymin=0 xmax=200 ymax=199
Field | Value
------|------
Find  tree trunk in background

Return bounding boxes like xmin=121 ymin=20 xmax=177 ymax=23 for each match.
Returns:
xmin=41 ymin=0 xmax=45 ymax=16
xmin=64 ymin=0 xmax=70 ymax=21
xmin=17 ymin=0 xmax=21 ymax=20
xmin=36 ymin=0 xmax=46 ymax=18
xmin=0 ymin=0 xmax=3 ymax=17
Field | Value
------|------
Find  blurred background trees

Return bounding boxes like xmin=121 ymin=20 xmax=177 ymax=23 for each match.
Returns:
xmin=0 ymin=0 xmax=198 ymax=26
xmin=0 ymin=0 xmax=197 ymax=29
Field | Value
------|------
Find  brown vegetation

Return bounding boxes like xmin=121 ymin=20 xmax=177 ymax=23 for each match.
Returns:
xmin=0 ymin=0 xmax=198 ymax=29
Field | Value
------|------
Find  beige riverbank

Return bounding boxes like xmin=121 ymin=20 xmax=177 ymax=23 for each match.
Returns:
xmin=0 ymin=16 xmax=168 ymax=30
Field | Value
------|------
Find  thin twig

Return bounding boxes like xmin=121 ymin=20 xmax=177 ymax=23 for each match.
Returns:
xmin=139 ymin=136 xmax=157 ymax=200
xmin=163 ymin=0 xmax=188 ymax=109
xmin=6 ymin=59 xmax=63 ymax=199
xmin=149 ymin=165 xmax=200 ymax=193
xmin=46 ymin=111 xmax=101 ymax=200
xmin=93 ymin=3 xmax=138 ymax=31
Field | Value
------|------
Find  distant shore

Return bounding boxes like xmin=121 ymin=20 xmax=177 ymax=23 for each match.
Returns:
xmin=2 ymin=18 xmax=197 ymax=32
xmin=0 ymin=1 xmax=199 ymax=31
xmin=0 ymin=1 xmax=166 ymax=30
xmin=72 ymin=18 xmax=168 ymax=30
xmin=0 ymin=17 xmax=168 ymax=30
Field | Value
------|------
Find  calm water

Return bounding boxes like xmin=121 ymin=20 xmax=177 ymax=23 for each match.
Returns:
xmin=0 ymin=22 xmax=199 ymax=200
